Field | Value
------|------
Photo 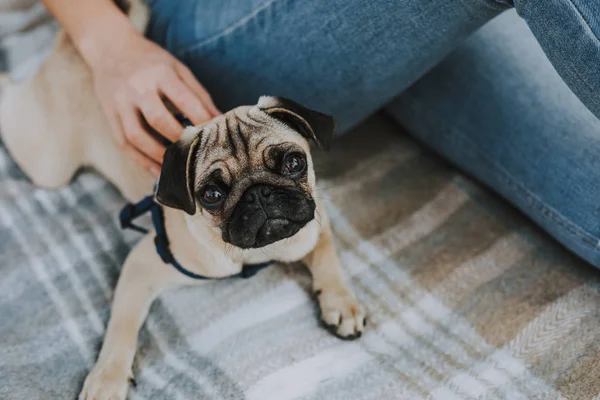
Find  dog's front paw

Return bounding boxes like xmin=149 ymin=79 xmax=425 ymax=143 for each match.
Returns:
xmin=79 ymin=363 xmax=133 ymax=400
xmin=315 ymin=287 xmax=366 ymax=340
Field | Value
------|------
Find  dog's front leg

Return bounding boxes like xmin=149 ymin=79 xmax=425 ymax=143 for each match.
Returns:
xmin=79 ymin=235 xmax=187 ymax=400
xmin=303 ymin=217 xmax=366 ymax=340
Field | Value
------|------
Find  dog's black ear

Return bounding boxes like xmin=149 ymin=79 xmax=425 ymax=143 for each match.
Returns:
xmin=155 ymin=133 xmax=201 ymax=215
xmin=257 ymin=96 xmax=336 ymax=150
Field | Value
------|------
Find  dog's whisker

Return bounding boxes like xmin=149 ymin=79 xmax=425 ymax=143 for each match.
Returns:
xmin=259 ymin=247 xmax=274 ymax=258
xmin=314 ymin=207 xmax=323 ymax=220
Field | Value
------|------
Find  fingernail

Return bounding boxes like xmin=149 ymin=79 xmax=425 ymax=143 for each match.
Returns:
xmin=150 ymin=166 xmax=161 ymax=177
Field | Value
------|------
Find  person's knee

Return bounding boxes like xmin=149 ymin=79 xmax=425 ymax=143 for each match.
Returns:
xmin=387 ymin=10 xmax=600 ymax=270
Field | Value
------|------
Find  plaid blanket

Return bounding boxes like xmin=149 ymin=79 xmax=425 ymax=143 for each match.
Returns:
xmin=3 ymin=4 xmax=600 ymax=399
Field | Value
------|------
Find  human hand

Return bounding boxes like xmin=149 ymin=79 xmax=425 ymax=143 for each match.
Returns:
xmin=85 ymin=28 xmax=219 ymax=176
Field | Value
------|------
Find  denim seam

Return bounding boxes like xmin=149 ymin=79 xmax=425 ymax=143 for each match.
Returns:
xmin=175 ymin=0 xmax=280 ymax=58
xmin=564 ymin=0 xmax=600 ymax=45
xmin=395 ymin=106 xmax=600 ymax=251
xmin=459 ymin=136 xmax=600 ymax=249
xmin=496 ymin=170 xmax=599 ymax=248
xmin=550 ymin=0 xmax=600 ymax=98
xmin=519 ymin=0 xmax=599 ymax=99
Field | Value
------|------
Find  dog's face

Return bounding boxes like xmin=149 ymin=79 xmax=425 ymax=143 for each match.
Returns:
xmin=155 ymin=96 xmax=335 ymax=249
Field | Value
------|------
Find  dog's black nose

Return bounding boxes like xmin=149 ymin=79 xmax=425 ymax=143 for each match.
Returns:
xmin=243 ymin=185 xmax=273 ymax=203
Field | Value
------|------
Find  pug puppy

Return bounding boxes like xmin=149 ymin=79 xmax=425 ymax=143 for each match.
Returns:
xmin=0 ymin=1 xmax=366 ymax=399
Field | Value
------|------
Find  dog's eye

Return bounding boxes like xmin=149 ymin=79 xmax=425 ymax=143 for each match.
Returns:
xmin=282 ymin=153 xmax=306 ymax=177
xmin=200 ymin=186 xmax=225 ymax=207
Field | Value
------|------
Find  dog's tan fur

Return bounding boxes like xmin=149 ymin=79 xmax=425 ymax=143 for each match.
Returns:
xmin=0 ymin=2 xmax=365 ymax=399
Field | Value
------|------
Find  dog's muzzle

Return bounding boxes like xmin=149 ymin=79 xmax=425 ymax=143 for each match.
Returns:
xmin=224 ymin=184 xmax=315 ymax=248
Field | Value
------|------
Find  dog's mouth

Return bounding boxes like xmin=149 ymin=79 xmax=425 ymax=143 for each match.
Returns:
xmin=245 ymin=217 xmax=308 ymax=248
xmin=222 ymin=185 xmax=315 ymax=249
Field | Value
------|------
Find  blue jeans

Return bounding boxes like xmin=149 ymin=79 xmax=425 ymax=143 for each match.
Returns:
xmin=146 ymin=0 xmax=600 ymax=267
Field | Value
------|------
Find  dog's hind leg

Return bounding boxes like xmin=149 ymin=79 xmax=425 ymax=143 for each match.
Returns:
xmin=0 ymin=57 xmax=83 ymax=189
xmin=0 ymin=29 xmax=154 ymax=198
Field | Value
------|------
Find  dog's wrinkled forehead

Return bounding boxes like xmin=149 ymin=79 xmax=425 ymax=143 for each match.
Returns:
xmin=192 ymin=105 xmax=308 ymax=186
xmin=155 ymin=96 xmax=336 ymax=215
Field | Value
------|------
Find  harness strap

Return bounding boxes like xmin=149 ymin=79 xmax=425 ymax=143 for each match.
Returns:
xmin=119 ymin=196 xmax=154 ymax=234
xmin=119 ymin=195 xmax=273 ymax=280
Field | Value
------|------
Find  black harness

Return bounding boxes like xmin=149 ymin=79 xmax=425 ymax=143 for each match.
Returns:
xmin=119 ymin=195 xmax=273 ymax=280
